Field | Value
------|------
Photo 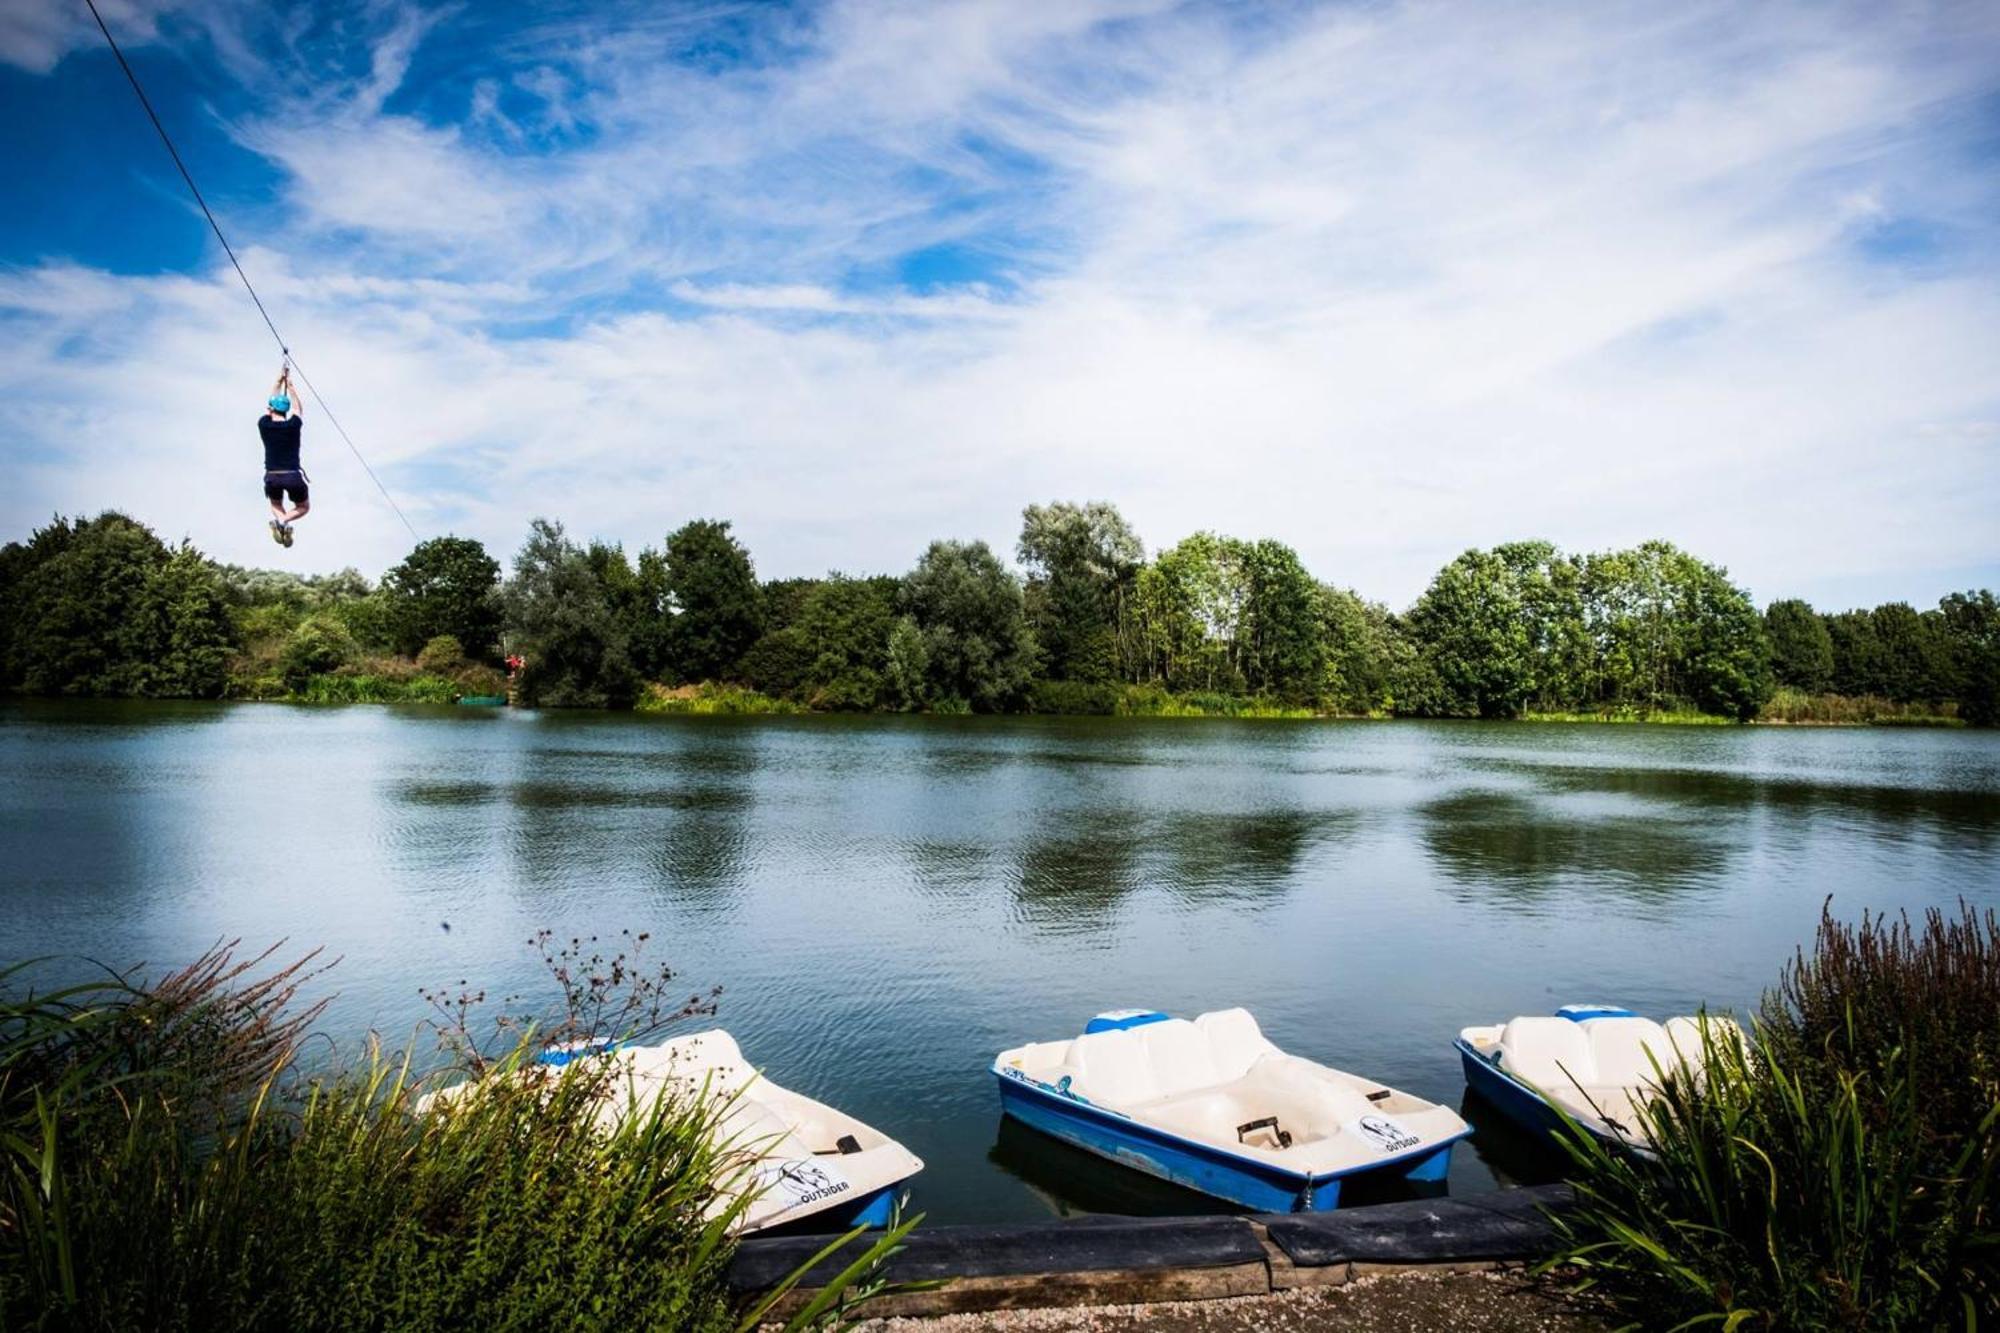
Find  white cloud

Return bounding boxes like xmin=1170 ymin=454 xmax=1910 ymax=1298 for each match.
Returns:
xmin=3 ymin=0 xmax=1997 ymax=610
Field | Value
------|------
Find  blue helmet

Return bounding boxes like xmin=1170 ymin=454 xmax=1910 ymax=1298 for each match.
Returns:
xmin=269 ymin=395 xmax=291 ymax=413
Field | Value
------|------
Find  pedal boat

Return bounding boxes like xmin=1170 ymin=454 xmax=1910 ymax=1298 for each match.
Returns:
xmin=992 ymin=1009 xmax=1470 ymax=1212
xmin=1455 ymin=1005 xmax=1736 ymax=1152
xmin=421 ymin=1029 xmax=922 ymax=1233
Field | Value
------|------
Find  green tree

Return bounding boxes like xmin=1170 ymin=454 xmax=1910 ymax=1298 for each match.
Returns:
xmin=1825 ymin=610 xmax=1885 ymax=697
xmin=586 ymin=541 xmax=675 ymax=682
xmin=661 ymin=520 xmax=763 ymax=682
xmin=144 ymin=546 xmax=236 ymax=698
xmin=1 ymin=513 xmax=238 ymax=699
xmin=1673 ymin=554 xmax=1772 ymax=720
xmin=899 ymin=540 xmax=1036 ymax=711
xmin=760 ymin=578 xmax=822 ymax=634
xmin=1406 ymin=547 xmax=1534 ymax=717
xmin=793 ymin=575 xmax=898 ymax=709
xmin=1937 ymin=590 xmax=2000 ymax=726
xmin=737 ymin=575 xmax=897 ymax=706
xmin=500 ymin=519 xmax=637 ymax=708
xmin=1869 ymin=602 xmax=1949 ymax=704
xmin=1494 ymin=541 xmax=1591 ymax=710
xmin=1134 ymin=532 xmax=1250 ymax=693
xmin=885 ymin=616 xmax=930 ymax=710
xmin=1765 ymin=599 xmax=1834 ymax=693
xmin=628 ymin=547 xmax=674 ymax=680
xmin=1238 ymin=539 xmax=1323 ymax=700
xmin=1017 ymin=501 xmax=1143 ymax=683
xmin=1317 ymin=586 xmax=1425 ymax=714
xmin=379 ymin=537 xmax=502 ymax=660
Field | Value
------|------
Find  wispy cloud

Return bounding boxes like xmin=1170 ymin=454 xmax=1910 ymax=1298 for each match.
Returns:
xmin=2 ymin=0 xmax=1995 ymax=609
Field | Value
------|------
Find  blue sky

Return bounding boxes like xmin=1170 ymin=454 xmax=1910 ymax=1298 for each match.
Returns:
xmin=2 ymin=0 xmax=1996 ymax=610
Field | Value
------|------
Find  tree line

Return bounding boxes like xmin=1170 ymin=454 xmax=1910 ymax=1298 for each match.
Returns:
xmin=1 ymin=506 xmax=1994 ymax=724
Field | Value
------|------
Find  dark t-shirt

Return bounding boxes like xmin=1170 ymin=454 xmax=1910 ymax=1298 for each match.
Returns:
xmin=259 ymin=414 xmax=303 ymax=472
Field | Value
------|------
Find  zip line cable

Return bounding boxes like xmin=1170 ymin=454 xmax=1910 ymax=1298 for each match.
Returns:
xmin=83 ymin=0 xmax=423 ymax=543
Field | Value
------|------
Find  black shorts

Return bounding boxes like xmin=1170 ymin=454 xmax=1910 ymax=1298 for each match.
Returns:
xmin=264 ymin=470 xmax=309 ymax=505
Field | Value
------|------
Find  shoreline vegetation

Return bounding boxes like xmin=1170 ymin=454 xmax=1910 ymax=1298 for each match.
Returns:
xmin=2 ymin=504 xmax=1994 ymax=727
xmin=0 ymin=935 xmax=910 ymax=1330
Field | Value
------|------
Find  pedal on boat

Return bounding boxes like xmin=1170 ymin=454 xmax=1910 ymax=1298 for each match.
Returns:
xmin=1455 ymin=1004 xmax=1737 ymax=1151
xmin=992 ymin=1009 xmax=1470 ymax=1212
xmin=420 ymin=1030 xmax=922 ymax=1233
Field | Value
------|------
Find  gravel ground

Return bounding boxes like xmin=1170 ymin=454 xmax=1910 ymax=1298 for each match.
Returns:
xmin=851 ymin=1270 xmax=1613 ymax=1333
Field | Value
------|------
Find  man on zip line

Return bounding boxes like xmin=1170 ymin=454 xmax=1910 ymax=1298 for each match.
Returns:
xmin=260 ymin=364 xmax=309 ymax=547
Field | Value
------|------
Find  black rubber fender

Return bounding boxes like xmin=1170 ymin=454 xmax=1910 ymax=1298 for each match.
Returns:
xmin=1260 ymin=1183 xmax=1575 ymax=1266
xmin=729 ymin=1211 xmax=1268 ymax=1292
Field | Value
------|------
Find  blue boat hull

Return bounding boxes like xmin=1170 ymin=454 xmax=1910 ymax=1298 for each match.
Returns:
xmin=834 ymin=1181 xmax=904 ymax=1229
xmin=995 ymin=1071 xmax=1459 ymax=1212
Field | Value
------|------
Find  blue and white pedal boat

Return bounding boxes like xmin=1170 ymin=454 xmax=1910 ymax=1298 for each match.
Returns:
xmin=422 ymin=1030 xmax=922 ymax=1233
xmin=1456 ymin=1005 xmax=1735 ymax=1152
xmin=993 ymin=1009 xmax=1470 ymax=1212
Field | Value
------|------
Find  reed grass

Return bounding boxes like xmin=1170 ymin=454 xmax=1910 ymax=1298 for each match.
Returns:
xmin=1757 ymin=688 xmax=1963 ymax=727
xmin=1550 ymin=903 xmax=2000 ymax=1330
xmin=636 ymin=683 xmax=804 ymax=715
xmin=1520 ymin=708 xmax=1735 ymax=726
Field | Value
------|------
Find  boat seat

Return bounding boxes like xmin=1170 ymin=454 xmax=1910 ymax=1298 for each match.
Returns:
xmin=1140 ymin=1021 xmax=1223 ymax=1099
xmin=1581 ymin=1018 xmax=1673 ymax=1087
xmin=1196 ymin=1008 xmax=1280 ymax=1082
xmin=1498 ymin=1017 xmax=1594 ymax=1091
xmin=1566 ymin=1083 xmax=1652 ymax=1136
xmin=1661 ymin=1015 xmax=1738 ymax=1068
xmin=1072 ymin=1027 xmax=1162 ymax=1107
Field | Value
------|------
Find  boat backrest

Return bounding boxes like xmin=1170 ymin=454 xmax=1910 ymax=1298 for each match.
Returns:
xmin=1499 ymin=1016 xmax=1593 ymax=1090
xmin=1582 ymin=1017 xmax=1672 ymax=1087
xmin=627 ymin=1030 xmax=751 ymax=1097
xmin=1661 ymin=1015 xmax=1739 ymax=1068
xmin=1140 ymin=1021 xmax=1222 ymax=1099
xmin=1195 ymin=1008 xmax=1279 ymax=1082
xmin=1072 ymin=1027 xmax=1161 ymax=1106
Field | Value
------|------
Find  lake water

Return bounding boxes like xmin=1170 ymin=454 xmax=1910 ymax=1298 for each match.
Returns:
xmin=4 ymin=701 xmax=1997 ymax=1223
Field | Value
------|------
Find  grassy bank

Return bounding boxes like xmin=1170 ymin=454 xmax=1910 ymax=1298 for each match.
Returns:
xmin=1756 ymin=686 xmax=1964 ymax=727
xmin=1521 ymin=708 xmax=1735 ymax=726
xmin=0 ymin=940 xmax=906 ymax=1331
xmin=637 ymin=682 xmax=805 ymax=715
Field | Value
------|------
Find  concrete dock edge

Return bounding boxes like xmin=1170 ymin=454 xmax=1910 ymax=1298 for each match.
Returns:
xmin=729 ymin=1184 xmax=1575 ymax=1319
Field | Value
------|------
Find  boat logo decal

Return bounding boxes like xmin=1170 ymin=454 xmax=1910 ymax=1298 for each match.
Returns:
xmin=757 ymin=1157 xmax=853 ymax=1207
xmin=1347 ymin=1113 xmax=1422 ymax=1155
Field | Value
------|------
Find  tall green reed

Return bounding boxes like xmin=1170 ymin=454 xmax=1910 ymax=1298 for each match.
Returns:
xmin=1551 ymin=904 xmax=1999 ymax=1330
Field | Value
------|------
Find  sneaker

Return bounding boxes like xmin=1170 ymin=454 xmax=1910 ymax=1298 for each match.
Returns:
xmin=269 ymin=519 xmax=286 ymax=545
xmin=278 ymin=523 xmax=295 ymax=548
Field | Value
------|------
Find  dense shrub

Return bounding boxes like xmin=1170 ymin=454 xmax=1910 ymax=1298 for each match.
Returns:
xmin=1759 ymin=687 xmax=1961 ymax=727
xmin=279 ymin=616 xmax=359 ymax=690
xmin=1555 ymin=902 xmax=2000 ymax=1329
xmin=1027 ymin=678 xmax=1121 ymax=715
xmin=415 ymin=634 xmax=466 ymax=674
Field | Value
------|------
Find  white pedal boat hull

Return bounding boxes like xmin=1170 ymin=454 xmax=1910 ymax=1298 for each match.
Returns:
xmin=1456 ymin=1004 xmax=1738 ymax=1152
xmin=420 ymin=1029 xmax=921 ymax=1233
